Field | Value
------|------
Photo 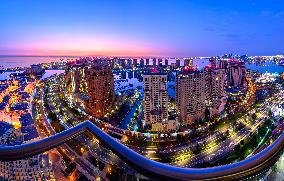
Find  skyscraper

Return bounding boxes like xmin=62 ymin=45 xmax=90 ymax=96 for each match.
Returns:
xmin=65 ymin=64 xmax=87 ymax=95
xmin=219 ymin=58 xmax=246 ymax=88
xmin=209 ymin=57 xmax=217 ymax=67
xmin=184 ymin=58 xmax=193 ymax=67
xmin=140 ymin=58 xmax=145 ymax=67
xmin=176 ymin=68 xmax=208 ymax=125
xmin=84 ymin=66 xmax=115 ymax=117
xmin=165 ymin=59 xmax=169 ymax=66
xmin=205 ymin=67 xmax=227 ymax=116
xmin=152 ymin=58 xmax=157 ymax=66
xmin=143 ymin=70 xmax=170 ymax=131
xmin=133 ymin=59 xmax=138 ymax=67
xmin=127 ymin=59 xmax=132 ymax=68
xmin=158 ymin=58 xmax=163 ymax=66
xmin=226 ymin=59 xmax=246 ymax=88
xmin=176 ymin=59 xmax=181 ymax=67
xmin=146 ymin=58 xmax=150 ymax=66
xmin=176 ymin=66 xmax=227 ymax=125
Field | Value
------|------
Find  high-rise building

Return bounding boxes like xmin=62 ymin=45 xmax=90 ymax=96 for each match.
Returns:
xmin=121 ymin=71 xmax=127 ymax=79
xmin=184 ymin=59 xmax=189 ymax=67
xmin=189 ymin=58 xmax=193 ymax=66
xmin=205 ymin=67 xmax=227 ymax=116
xmin=176 ymin=68 xmax=208 ymax=125
xmin=224 ymin=59 xmax=246 ymax=88
xmin=209 ymin=57 xmax=217 ymax=67
xmin=152 ymin=58 xmax=157 ymax=66
xmin=119 ymin=58 xmax=126 ymax=68
xmin=146 ymin=58 xmax=150 ymax=66
xmin=140 ymin=58 xmax=145 ymax=67
xmin=127 ymin=59 xmax=132 ymax=68
xmin=133 ymin=59 xmax=138 ymax=67
xmin=128 ymin=70 xmax=134 ymax=79
xmin=165 ymin=59 xmax=169 ymax=66
xmin=84 ymin=66 xmax=115 ymax=117
xmin=219 ymin=58 xmax=246 ymax=87
xmin=176 ymin=59 xmax=181 ymax=67
xmin=176 ymin=66 xmax=227 ymax=125
xmin=143 ymin=70 xmax=169 ymax=131
xmin=65 ymin=65 xmax=87 ymax=94
xmin=184 ymin=58 xmax=193 ymax=67
xmin=158 ymin=58 xmax=163 ymax=66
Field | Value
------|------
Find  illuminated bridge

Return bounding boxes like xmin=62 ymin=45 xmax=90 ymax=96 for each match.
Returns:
xmin=0 ymin=121 xmax=283 ymax=181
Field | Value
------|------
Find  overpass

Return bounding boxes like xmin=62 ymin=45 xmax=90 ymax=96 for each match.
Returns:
xmin=0 ymin=120 xmax=283 ymax=181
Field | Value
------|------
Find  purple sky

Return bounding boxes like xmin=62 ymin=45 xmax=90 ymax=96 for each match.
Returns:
xmin=0 ymin=0 xmax=284 ymax=57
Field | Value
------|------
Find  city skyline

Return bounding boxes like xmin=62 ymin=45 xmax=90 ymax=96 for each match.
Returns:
xmin=1 ymin=1 xmax=284 ymax=180
xmin=1 ymin=0 xmax=284 ymax=57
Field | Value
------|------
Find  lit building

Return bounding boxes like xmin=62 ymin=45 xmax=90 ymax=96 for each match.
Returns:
xmin=176 ymin=59 xmax=181 ymax=67
xmin=119 ymin=58 xmax=126 ymax=68
xmin=165 ymin=59 xmax=169 ymax=66
xmin=143 ymin=70 xmax=170 ymax=131
xmin=220 ymin=58 xmax=246 ymax=88
xmin=84 ymin=66 xmax=115 ymax=118
xmin=0 ymin=77 xmax=54 ymax=181
xmin=65 ymin=65 xmax=87 ymax=94
xmin=24 ymin=64 xmax=45 ymax=78
xmin=184 ymin=58 xmax=193 ymax=67
xmin=176 ymin=68 xmax=208 ymax=125
xmin=140 ymin=58 xmax=145 ymax=67
xmin=152 ymin=58 xmax=157 ymax=66
xmin=151 ymin=119 xmax=177 ymax=132
xmin=146 ymin=58 xmax=150 ymax=66
xmin=158 ymin=58 xmax=163 ymax=66
xmin=133 ymin=59 xmax=138 ymax=67
xmin=127 ymin=59 xmax=132 ymax=68
xmin=209 ymin=57 xmax=217 ymax=67
xmin=0 ymin=154 xmax=55 ymax=181
xmin=206 ymin=67 xmax=227 ymax=116
xmin=176 ymin=66 xmax=227 ymax=124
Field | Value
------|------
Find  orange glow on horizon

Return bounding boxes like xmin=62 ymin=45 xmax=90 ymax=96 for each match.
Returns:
xmin=3 ymin=34 xmax=173 ymax=57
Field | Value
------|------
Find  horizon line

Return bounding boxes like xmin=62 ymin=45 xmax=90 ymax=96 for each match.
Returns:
xmin=0 ymin=53 xmax=283 ymax=59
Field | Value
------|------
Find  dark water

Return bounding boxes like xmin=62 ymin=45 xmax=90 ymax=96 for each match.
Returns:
xmin=246 ymin=60 xmax=284 ymax=73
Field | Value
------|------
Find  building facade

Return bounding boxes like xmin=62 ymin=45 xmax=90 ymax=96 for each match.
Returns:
xmin=176 ymin=59 xmax=181 ymax=67
xmin=65 ymin=65 xmax=87 ymax=95
xmin=220 ymin=59 xmax=246 ymax=88
xmin=176 ymin=70 xmax=208 ymax=125
xmin=84 ymin=66 xmax=115 ymax=118
xmin=176 ymin=67 xmax=227 ymax=125
xmin=206 ymin=67 xmax=227 ymax=116
xmin=143 ymin=72 xmax=169 ymax=131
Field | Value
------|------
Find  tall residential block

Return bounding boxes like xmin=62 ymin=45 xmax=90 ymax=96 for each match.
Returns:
xmin=176 ymin=67 xmax=227 ymax=125
xmin=176 ymin=69 xmax=208 ymax=125
xmin=143 ymin=71 xmax=168 ymax=130
xmin=84 ymin=66 xmax=115 ymax=117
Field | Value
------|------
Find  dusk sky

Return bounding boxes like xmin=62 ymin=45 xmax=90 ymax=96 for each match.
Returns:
xmin=0 ymin=0 xmax=284 ymax=57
